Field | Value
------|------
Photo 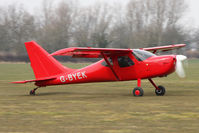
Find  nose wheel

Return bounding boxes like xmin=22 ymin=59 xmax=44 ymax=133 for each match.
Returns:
xmin=155 ymin=85 xmax=166 ymax=96
xmin=149 ymin=78 xmax=166 ymax=96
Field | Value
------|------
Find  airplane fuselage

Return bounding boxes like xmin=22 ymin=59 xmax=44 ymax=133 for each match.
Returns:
xmin=35 ymin=54 xmax=176 ymax=87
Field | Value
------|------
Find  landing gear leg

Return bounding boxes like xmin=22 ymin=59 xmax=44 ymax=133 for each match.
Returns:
xmin=133 ymin=78 xmax=144 ymax=96
xmin=148 ymin=78 xmax=165 ymax=96
xmin=30 ymin=87 xmax=39 ymax=96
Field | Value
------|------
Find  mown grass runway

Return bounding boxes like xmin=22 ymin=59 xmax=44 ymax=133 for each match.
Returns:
xmin=0 ymin=60 xmax=199 ymax=133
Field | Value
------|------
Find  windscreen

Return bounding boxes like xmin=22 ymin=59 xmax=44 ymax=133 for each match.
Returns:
xmin=132 ymin=49 xmax=155 ymax=61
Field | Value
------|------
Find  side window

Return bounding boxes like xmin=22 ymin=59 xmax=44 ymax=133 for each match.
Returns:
xmin=101 ymin=57 xmax=113 ymax=67
xmin=118 ymin=56 xmax=134 ymax=67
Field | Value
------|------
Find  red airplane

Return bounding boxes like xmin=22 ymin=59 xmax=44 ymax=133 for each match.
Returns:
xmin=13 ymin=41 xmax=187 ymax=96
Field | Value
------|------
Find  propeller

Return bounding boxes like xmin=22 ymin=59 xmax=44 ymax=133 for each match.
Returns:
xmin=175 ymin=55 xmax=187 ymax=78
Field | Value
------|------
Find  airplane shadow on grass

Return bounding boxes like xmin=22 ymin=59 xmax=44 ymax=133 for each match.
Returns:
xmin=19 ymin=89 xmax=195 ymax=98
xmin=19 ymin=91 xmax=134 ymax=99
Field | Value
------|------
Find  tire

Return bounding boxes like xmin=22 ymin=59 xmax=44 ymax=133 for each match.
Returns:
xmin=133 ymin=87 xmax=144 ymax=96
xmin=155 ymin=85 xmax=166 ymax=96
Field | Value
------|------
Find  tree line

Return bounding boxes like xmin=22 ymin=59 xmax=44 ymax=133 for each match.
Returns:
xmin=0 ymin=0 xmax=198 ymax=59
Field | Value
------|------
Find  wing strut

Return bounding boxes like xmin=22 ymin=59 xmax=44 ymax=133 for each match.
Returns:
xmin=101 ymin=52 xmax=120 ymax=81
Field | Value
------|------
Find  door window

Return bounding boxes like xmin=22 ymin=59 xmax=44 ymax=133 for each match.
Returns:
xmin=118 ymin=56 xmax=134 ymax=67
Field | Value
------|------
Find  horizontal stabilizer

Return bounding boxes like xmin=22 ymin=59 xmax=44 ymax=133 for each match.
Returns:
xmin=12 ymin=77 xmax=56 ymax=84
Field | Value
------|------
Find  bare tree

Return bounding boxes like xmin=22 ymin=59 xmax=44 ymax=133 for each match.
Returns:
xmin=0 ymin=4 xmax=36 ymax=55
xmin=72 ymin=3 xmax=113 ymax=47
xmin=36 ymin=0 xmax=54 ymax=50
xmin=125 ymin=0 xmax=187 ymax=48
xmin=50 ymin=0 xmax=74 ymax=50
xmin=109 ymin=4 xmax=130 ymax=48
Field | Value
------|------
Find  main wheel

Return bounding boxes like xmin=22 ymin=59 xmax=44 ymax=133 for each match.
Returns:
xmin=30 ymin=90 xmax=35 ymax=95
xmin=133 ymin=87 xmax=144 ymax=96
xmin=155 ymin=85 xmax=166 ymax=96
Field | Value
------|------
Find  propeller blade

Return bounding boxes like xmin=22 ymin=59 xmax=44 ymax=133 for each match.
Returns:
xmin=175 ymin=55 xmax=187 ymax=78
xmin=176 ymin=55 xmax=187 ymax=61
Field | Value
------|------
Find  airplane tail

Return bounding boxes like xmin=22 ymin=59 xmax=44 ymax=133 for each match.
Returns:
xmin=25 ymin=41 xmax=71 ymax=79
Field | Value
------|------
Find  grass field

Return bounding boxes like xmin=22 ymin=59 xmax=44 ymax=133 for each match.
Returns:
xmin=0 ymin=60 xmax=199 ymax=133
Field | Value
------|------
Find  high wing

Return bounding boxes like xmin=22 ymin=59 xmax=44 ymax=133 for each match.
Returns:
xmin=51 ymin=44 xmax=186 ymax=58
xmin=51 ymin=47 xmax=132 ymax=58
xmin=140 ymin=44 xmax=186 ymax=53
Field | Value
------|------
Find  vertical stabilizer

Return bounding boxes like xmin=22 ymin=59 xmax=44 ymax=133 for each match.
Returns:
xmin=25 ymin=41 xmax=71 ymax=79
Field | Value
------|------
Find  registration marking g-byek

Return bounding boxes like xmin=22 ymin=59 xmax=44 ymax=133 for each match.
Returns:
xmin=60 ymin=71 xmax=87 ymax=82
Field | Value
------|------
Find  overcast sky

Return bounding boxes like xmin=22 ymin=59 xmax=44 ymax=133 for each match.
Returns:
xmin=0 ymin=0 xmax=199 ymax=27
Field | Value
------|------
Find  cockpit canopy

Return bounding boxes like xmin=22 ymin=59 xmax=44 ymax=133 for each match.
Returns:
xmin=132 ymin=49 xmax=155 ymax=61
xmin=101 ymin=49 xmax=155 ymax=67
